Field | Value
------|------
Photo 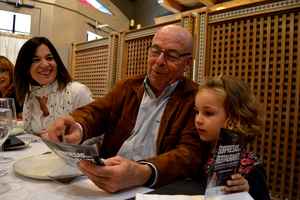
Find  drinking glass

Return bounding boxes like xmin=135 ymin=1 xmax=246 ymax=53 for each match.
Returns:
xmin=0 ymin=108 xmax=12 ymax=193
xmin=0 ymin=98 xmax=15 ymax=163
xmin=0 ymin=98 xmax=17 ymax=128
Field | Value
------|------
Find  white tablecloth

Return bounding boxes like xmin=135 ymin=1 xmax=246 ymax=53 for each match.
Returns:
xmin=1 ymin=133 xmax=153 ymax=200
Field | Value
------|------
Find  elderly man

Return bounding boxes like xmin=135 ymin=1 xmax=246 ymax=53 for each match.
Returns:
xmin=49 ymin=25 xmax=204 ymax=193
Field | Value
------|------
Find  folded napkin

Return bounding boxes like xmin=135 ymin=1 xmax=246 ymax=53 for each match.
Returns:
xmin=4 ymin=135 xmax=24 ymax=148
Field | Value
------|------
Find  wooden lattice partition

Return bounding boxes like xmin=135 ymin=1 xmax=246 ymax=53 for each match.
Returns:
xmin=196 ymin=1 xmax=300 ymax=199
xmin=181 ymin=12 xmax=196 ymax=80
xmin=122 ymin=35 xmax=152 ymax=78
xmin=117 ymin=13 xmax=196 ymax=81
xmin=69 ymin=32 xmax=119 ymax=99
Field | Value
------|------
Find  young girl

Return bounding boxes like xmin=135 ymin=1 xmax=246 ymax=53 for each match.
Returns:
xmin=194 ymin=74 xmax=270 ymax=200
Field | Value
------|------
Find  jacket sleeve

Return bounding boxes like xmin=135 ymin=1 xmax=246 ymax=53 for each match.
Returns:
xmin=71 ymin=87 xmax=114 ymax=141
xmin=71 ymin=76 xmax=140 ymax=147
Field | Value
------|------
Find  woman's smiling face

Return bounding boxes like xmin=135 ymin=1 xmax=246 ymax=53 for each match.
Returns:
xmin=29 ymin=44 xmax=57 ymax=86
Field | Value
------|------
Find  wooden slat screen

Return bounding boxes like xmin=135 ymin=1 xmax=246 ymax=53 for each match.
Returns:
xmin=69 ymin=34 xmax=119 ymax=99
xmin=204 ymin=8 xmax=300 ymax=200
xmin=181 ymin=12 xmax=196 ymax=80
xmin=69 ymin=37 xmax=111 ymax=100
xmin=125 ymin=37 xmax=152 ymax=77
xmin=73 ymin=45 xmax=109 ymax=99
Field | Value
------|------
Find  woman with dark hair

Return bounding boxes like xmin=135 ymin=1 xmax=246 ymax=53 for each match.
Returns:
xmin=0 ymin=56 xmax=23 ymax=118
xmin=14 ymin=37 xmax=93 ymax=136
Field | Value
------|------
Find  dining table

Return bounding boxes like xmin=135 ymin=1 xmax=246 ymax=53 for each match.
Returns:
xmin=1 ymin=131 xmax=251 ymax=200
xmin=1 ymin=132 xmax=154 ymax=200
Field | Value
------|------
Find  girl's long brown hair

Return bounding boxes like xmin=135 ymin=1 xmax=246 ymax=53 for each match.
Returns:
xmin=197 ymin=74 xmax=265 ymax=142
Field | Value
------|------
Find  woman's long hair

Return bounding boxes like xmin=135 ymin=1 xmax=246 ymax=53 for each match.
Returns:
xmin=0 ymin=56 xmax=15 ymax=97
xmin=14 ymin=37 xmax=73 ymax=104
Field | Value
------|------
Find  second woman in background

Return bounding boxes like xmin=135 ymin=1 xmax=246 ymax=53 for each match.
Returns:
xmin=14 ymin=37 xmax=94 ymax=136
xmin=0 ymin=56 xmax=23 ymax=118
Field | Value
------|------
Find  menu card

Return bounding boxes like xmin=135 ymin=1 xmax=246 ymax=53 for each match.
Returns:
xmin=42 ymin=139 xmax=105 ymax=166
xmin=204 ymin=128 xmax=246 ymax=199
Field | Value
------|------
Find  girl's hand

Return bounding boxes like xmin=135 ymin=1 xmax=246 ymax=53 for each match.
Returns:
xmin=225 ymin=174 xmax=249 ymax=194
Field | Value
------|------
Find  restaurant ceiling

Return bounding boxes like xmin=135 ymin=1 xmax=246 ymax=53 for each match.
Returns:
xmin=158 ymin=0 xmax=273 ymax=13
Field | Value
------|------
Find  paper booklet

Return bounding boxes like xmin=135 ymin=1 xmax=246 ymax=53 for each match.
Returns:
xmin=42 ymin=139 xmax=105 ymax=166
xmin=204 ymin=128 xmax=246 ymax=199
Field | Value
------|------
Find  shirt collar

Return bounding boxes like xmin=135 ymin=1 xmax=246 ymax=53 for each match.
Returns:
xmin=143 ymin=76 xmax=180 ymax=100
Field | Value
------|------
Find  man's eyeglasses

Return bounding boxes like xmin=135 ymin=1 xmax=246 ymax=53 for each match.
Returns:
xmin=148 ymin=46 xmax=190 ymax=63
xmin=0 ymin=69 xmax=9 ymax=75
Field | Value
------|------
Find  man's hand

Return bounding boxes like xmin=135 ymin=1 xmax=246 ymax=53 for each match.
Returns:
xmin=49 ymin=115 xmax=83 ymax=144
xmin=76 ymin=156 xmax=153 ymax=193
xmin=225 ymin=174 xmax=249 ymax=194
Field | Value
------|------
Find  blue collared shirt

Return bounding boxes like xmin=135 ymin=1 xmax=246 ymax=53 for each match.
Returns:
xmin=116 ymin=76 xmax=179 ymax=161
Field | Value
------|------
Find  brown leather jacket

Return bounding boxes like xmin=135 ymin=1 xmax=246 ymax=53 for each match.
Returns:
xmin=71 ymin=74 xmax=205 ymax=188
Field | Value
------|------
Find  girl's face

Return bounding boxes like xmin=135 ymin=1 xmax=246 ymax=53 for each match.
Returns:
xmin=194 ymin=89 xmax=227 ymax=150
xmin=29 ymin=44 xmax=57 ymax=86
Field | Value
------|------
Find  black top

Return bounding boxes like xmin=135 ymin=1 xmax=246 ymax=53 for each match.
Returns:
xmin=0 ymin=90 xmax=23 ymax=115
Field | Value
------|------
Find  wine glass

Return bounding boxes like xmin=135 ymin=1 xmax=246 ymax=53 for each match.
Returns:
xmin=0 ymin=98 xmax=17 ymax=128
xmin=0 ymin=108 xmax=12 ymax=193
xmin=0 ymin=98 xmax=15 ymax=164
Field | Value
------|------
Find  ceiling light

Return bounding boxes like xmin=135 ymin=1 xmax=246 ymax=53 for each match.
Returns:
xmin=216 ymin=3 xmax=225 ymax=10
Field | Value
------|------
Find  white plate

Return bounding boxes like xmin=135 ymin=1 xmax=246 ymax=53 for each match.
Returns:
xmin=16 ymin=121 xmax=24 ymax=128
xmin=13 ymin=154 xmax=84 ymax=180
xmin=5 ymin=139 xmax=31 ymax=150
xmin=10 ymin=127 xmax=24 ymax=135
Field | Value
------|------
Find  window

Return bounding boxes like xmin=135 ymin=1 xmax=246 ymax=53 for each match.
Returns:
xmin=87 ymin=31 xmax=102 ymax=41
xmin=77 ymin=0 xmax=113 ymax=15
xmin=0 ymin=10 xmax=31 ymax=34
